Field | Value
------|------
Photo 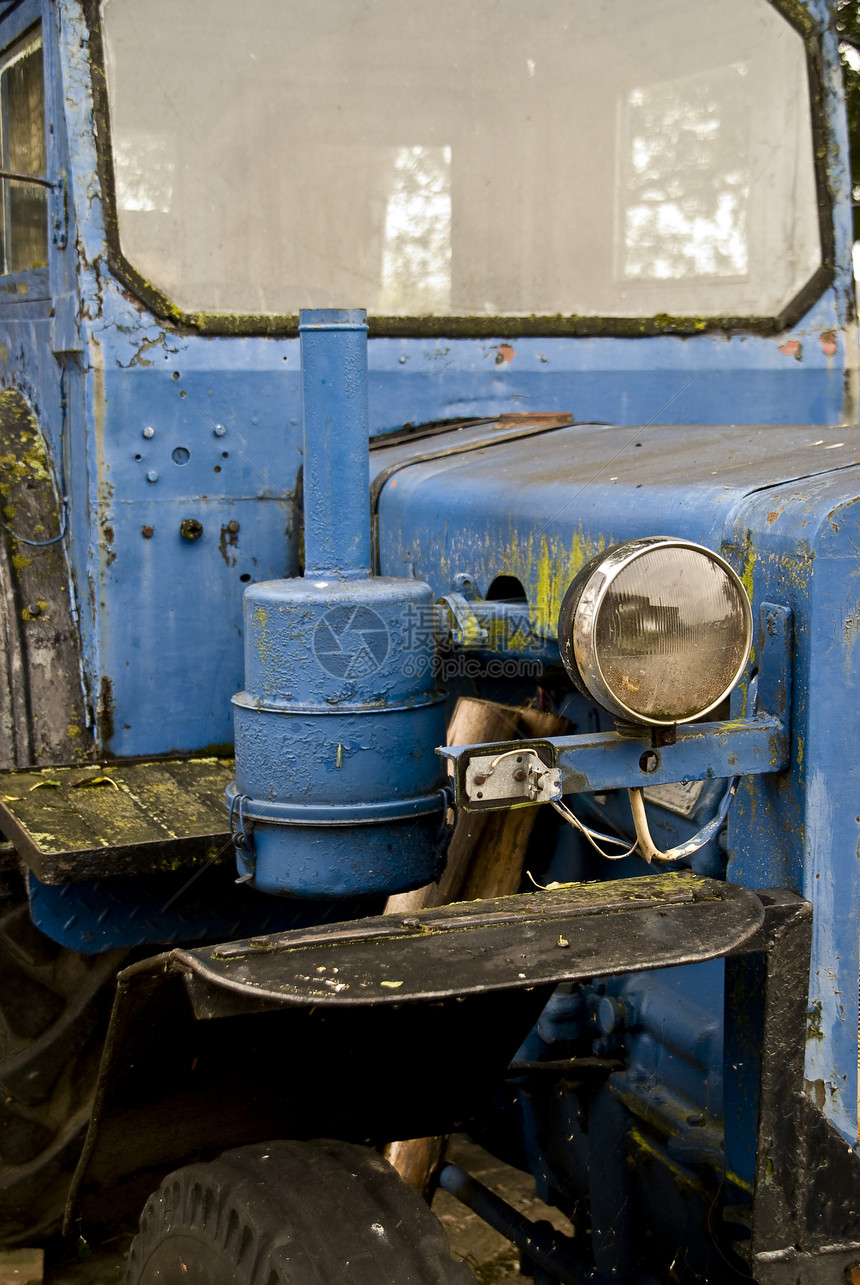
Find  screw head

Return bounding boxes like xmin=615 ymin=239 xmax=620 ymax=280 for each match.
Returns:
xmin=142 ymin=426 xmax=155 ymax=439
xmin=146 ymin=470 xmax=158 ymax=483
xmin=213 ymin=424 xmax=227 ymax=438
xmin=180 ymin=518 xmax=203 ymax=541
xmin=26 ymin=602 xmax=42 ymax=617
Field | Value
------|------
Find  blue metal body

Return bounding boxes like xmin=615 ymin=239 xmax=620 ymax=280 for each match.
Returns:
xmin=0 ymin=0 xmax=859 ymax=1279
xmin=372 ymin=416 xmax=860 ymax=1148
xmin=0 ymin=0 xmax=849 ymax=765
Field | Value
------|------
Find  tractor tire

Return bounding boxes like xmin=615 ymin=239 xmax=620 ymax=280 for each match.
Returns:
xmin=126 ymin=1138 xmax=476 ymax=1285
xmin=0 ymin=898 xmax=125 ymax=1246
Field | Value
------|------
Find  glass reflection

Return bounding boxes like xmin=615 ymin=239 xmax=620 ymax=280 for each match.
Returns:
xmin=380 ymin=145 xmax=451 ymax=314
xmin=622 ymin=65 xmax=750 ymax=281
xmin=594 ymin=548 xmax=748 ymax=721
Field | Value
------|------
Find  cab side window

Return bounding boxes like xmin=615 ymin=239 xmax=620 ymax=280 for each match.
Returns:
xmin=0 ymin=27 xmax=47 ymax=275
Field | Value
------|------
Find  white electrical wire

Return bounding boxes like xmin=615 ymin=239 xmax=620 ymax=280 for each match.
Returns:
xmin=550 ymin=798 xmax=640 ymax=861
xmin=485 ymin=714 xmax=745 ymax=866
xmin=627 ymin=777 xmax=740 ymax=863
xmin=488 ymin=747 xmax=540 ymax=772
xmin=483 ymin=747 xmax=640 ymax=860
xmin=626 ymin=673 xmax=756 ymax=862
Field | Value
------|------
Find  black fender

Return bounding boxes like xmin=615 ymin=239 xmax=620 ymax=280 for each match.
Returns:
xmin=67 ymin=872 xmax=766 ymax=1229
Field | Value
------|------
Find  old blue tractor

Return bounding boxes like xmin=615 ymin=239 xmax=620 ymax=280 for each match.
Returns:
xmin=0 ymin=1 xmax=856 ymax=1281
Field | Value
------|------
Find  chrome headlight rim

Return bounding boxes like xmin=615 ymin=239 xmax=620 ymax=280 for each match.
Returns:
xmin=557 ymin=536 xmax=753 ymax=727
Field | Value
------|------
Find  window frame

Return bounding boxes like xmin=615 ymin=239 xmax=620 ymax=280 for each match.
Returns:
xmin=83 ymin=0 xmax=834 ymax=339
xmin=0 ymin=0 xmax=48 ymax=301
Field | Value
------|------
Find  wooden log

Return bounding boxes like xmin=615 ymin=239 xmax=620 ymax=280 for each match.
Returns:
xmin=384 ymin=698 xmax=568 ymax=1194
xmin=382 ymin=1137 xmax=448 ymax=1203
xmin=384 ymin=697 xmax=528 ymax=914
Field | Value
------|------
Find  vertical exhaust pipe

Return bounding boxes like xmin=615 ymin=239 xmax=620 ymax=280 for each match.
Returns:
xmin=228 ymin=310 xmax=447 ymax=899
xmin=300 ymin=310 xmax=372 ymax=579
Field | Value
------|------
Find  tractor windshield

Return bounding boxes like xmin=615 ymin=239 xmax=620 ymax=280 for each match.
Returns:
xmin=99 ymin=0 xmax=821 ymax=322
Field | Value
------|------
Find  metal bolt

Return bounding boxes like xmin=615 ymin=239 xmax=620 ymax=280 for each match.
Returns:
xmin=141 ymin=525 xmax=154 ymax=539
xmin=180 ymin=518 xmax=203 ymax=541
xmin=27 ymin=602 xmax=42 ymax=617
xmin=142 ymin=426 xmax=155 ymax=439
xmin=598 ymin=997 xmax=625 ymax=1035
xmin=146 ymin=470 xmax=158 ymax=483
xmin=213 ymin=424 xmax=227 ymax=437
xmin=473 ymin=773 xmax=487 ymax=786
xmin=227 ymin=520 xmax=240 ymax=534
xmin=401 ymin=917 xmax=420 ymax=929
xmin=513 ymin=769 xmax=527 ymax=782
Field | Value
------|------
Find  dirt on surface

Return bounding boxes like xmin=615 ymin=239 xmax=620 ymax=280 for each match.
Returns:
xmin=27 ymin=1136 xmax=573 ymax=1284
xmin=433 ymin=1136 xmax=575 ymax=1283
xmin=42 ymin=1233 xmax=133 ymax=1285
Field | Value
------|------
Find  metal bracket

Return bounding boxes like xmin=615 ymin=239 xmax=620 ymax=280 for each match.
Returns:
xmin=437 ymin=591 xmax=488 ymax=647
xmin=48 ymin=172 xmax=67 ymax=250
xmin=464 ymin=745 xmax=561 ymax=808
xmin=441 ymin=602 xmax=792 ymax=811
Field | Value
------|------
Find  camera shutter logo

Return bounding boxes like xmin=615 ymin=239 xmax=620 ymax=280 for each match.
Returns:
xmin=313 ymin=604 xmax=390 ymax=678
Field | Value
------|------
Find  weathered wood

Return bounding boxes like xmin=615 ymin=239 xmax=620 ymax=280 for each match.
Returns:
xmin=0 ymin=390 xmax=91 ymax=769
xmin=458 ymin=806 xmax=541 ymax=902
xmin=384 ymin=698 xmax=568 ymax=1195
xmin=0 ymin=758 xmax=235 ymax=882
xmin=385 ymin=698 xmax=546 ymax=915
xmin=382 ymin=1136 xmax=448 ymax=1202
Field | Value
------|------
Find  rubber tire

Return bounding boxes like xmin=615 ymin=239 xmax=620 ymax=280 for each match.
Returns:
xmin=0 ymin=899 xmax=126 ymax=1246
xmin=126 ymin=1139 xmax=476 ymax=1285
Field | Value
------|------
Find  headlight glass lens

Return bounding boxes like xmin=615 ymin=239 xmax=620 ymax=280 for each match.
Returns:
xmin=560 ymin=539 xmax=752 ymax=725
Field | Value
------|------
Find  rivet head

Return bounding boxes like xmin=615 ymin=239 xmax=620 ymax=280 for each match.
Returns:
xmin=141 ymin=525 xmax=154 ymax=539
xmin=227 ymin=520 xmax=240 ymax=534
xmin=146 ymin=470 xmax=159 ymax=483
xmin=27 ymin=602 xmax=42 ymax=617
xmin=142 ymin=426 xmax=155 ymax=439
xmin=213 ymin=424 xmax=227 ymax=438
xmin=180 ymin=518 xmax=203 ymax=541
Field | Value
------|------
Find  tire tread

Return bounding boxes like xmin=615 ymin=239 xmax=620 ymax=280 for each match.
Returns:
xmin=127 ymin=1139 xmax=475 ymax=1285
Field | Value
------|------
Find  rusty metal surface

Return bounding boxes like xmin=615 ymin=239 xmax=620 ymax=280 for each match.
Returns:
xmin=369 ymin=413 xmax=574 ymax=516
xmin=0 ymin=758 xmax=233 ymax=882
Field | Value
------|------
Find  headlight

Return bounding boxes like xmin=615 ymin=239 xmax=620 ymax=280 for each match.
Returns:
xmin=557 ymin=537 xmax=752 ymax=726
